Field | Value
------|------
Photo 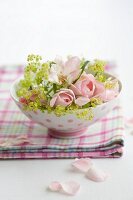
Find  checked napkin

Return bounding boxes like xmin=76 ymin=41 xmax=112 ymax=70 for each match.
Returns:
xmin=0 ymin=66 xmax=124 ymax=159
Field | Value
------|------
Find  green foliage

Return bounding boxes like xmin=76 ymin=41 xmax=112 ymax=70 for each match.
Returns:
xmin=75 ymin=108 xmax=94 ymax=120
xmin=88 ymin=59 xmax=107 ymax=82
xmin=73 ymin=60 xmax=90 ymax=84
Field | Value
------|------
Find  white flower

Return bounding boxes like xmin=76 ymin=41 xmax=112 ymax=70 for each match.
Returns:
xmin=49 ymin=64 xmax=60 ymax=83
xmin=48 ymin=56 xmax=81 ymax=84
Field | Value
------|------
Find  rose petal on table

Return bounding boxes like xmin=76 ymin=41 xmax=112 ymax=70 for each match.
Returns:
xmin=86 ymin=166 xmax=109 ymax=182
xmin=0 ymin=141 xmax=11 ymax=147
xmin=72 ymin=158 xmax=93 ymax=172
xmin=11 ymin=134 xmax=33 ymax=145
xmin=49 ymin=181 xmax=61 ymax=192
xmin=48 ymin=181 xmax=80 ymax=195
xmin=61 ymin=181 xmax=80 ymax=195
xmin=0 ymin=134 xmax=35 ymax=147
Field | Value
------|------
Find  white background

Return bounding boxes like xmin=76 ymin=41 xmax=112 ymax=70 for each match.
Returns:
xmin=0 ymin=0 xmax=133 ymax=199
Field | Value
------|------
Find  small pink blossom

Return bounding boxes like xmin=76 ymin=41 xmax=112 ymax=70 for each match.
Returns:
xmin=30 ymin=94 xmax=37 ymax=101
xmin=50 ymin=89 xmax=75 ymax=107
xmin=19 ymin=97 xmax=28 ymax=105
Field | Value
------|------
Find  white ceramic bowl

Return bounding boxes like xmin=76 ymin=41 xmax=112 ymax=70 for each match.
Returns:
xmin=10 ymin=74 xmax=122 ymax=138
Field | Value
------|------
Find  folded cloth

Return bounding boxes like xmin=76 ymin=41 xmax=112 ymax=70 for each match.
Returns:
xmin=0 ymin=66 xmax=124 ymax=159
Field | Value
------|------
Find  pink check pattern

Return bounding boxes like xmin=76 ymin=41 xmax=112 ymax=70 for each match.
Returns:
xmin=0 ymin=66 xmax=124 ymax=159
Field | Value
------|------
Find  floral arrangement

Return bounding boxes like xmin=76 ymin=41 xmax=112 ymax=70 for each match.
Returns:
xmin=16 ymin=55 xmax=119 ymax=120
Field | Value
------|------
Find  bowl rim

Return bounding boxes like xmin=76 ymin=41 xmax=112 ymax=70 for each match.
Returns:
xmin=10 ymin=73 xmax=122 ymax=110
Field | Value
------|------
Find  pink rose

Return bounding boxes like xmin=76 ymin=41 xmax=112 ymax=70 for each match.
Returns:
xmin=50 ymin=89 xmax=75 ymax=107
xmin=70 ymin=74 xmax=104 ymax=98
xmin=95 ymin=83 xmax=119 ymax=102
xmin=97 ymin=89 xmax=118 ymax=102
xmin=94 ymin=79 xmax=119 ymax=102
xmin=70 ymin=74 xmax=119 ymax=105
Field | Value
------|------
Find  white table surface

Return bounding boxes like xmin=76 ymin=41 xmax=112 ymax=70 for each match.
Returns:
xmin=0 ymin=0 xmax=133 ymax=199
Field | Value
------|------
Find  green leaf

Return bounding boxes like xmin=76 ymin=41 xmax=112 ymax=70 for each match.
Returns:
xmin=73 ymin=60 xmax=90 ymax=84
